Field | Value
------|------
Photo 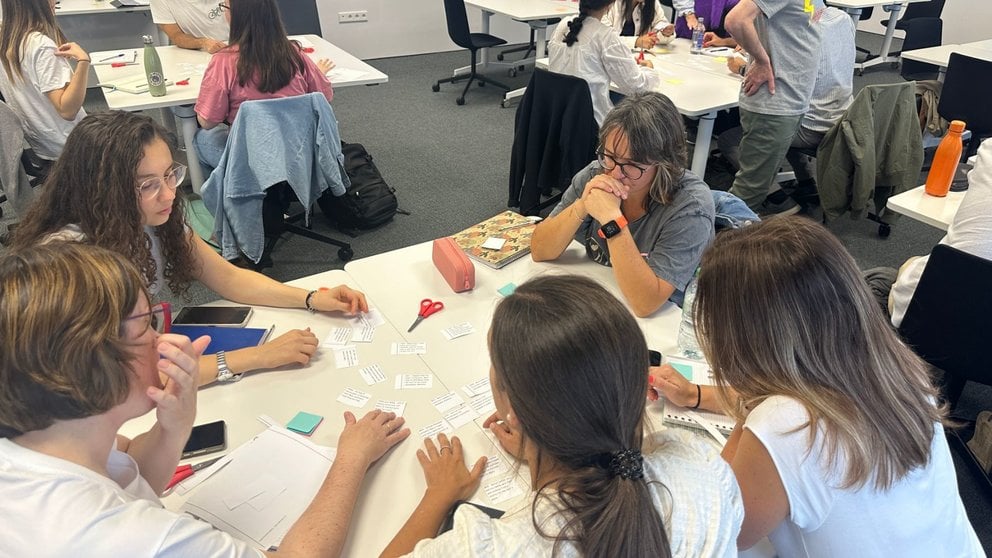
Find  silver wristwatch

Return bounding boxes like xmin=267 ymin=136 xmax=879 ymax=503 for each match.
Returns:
xmin=215 ymin=350 xmax=242 ymax=383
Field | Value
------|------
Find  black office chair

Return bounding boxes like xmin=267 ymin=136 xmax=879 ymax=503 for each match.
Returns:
xmin=432 ymin=0 xmax=511 ymax=105
xmin=882 ymin=0 xmax=945 ymax=30
xmin=508 ymin=69 xmax=597 ymax=216
xmin=899 ymin=244 xmax=992 ymax=492
xmin=854 ymin=7 xmax=877 ymax=61
xmin=937 ymin=53 xmax=992 ymax=158
xmin=276 ymin=0 xmax=322 ymax=36
xmin=899 ymin=18 xmax=943 ymax=80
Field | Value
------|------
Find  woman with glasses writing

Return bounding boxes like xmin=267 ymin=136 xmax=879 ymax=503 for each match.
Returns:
xmin=531 ymin=92 xmax=715 ymax=316
xmin=12 ymin=111 xmax=368 ymax=386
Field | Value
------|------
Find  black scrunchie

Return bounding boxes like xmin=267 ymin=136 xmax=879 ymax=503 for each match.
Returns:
xmin=596 ymin=449 xmax=644 ymax=480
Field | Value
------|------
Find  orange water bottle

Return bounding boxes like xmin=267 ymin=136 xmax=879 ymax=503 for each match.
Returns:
xmin=925 ymin=120 xmax=966 ymax=197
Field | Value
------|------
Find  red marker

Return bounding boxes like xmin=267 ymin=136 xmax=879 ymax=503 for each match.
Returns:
xmin=637 ymin=50 xmax=645 ymax=62
xmin=175 ymin=79 xmax=190 ymax=86
xmin=111 ymin=62 xmax=129 ymax=68
xmin=302 ymin=47 xmax=315 ymax=53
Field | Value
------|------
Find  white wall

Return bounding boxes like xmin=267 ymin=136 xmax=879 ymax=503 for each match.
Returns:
xmin=857 ymin=0 xmax=991 ymax=44
xmin=316 ymin=0 xmax=532 ymax=60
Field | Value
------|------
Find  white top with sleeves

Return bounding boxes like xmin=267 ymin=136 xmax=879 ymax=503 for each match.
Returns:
xmin=150 ymin=0 xmax=230 ymax=42
xmin=890 ymin=139 xmax=992 ymax=328
xmin=42 ymin=224 xmax=168 ymax=295
xmin=601 ymin=1 xmax=670 ymax=36
xmin=548 ymin=15 xmax=661 ymax=126
xmin=404 ymin=429 xmax=743 ymax=557
xmin=744 ymin=395 xmax=984 ymax=558
xmin=0 ymin=438 xmax=263 ymax=558
xmin=0 ymin=32 xmax=86 ymax=160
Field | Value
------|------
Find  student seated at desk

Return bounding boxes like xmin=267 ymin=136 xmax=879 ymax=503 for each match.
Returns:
xmin=601 ymin=0 xmax=674 ymax=49
xmin=151 ymin=0 xmax=230 ymax=53
xmin=531 ymin=92 xmax=715 ymax=317
xmin=11 ymin=111 xmax=368 ymax=387
xmin=0 ymin=242 xmax=410 ymax=558
xmin=0 ymin=0 xmax=88 ymax=161
xmin=671 ymin=0 xmax=738 ymax=41
xmin=381 ymin=275 xmax=743 ymax=558
xmin=193 ymin=0 xmax=334 ymax=172
xmin=651 ymin=217 xmax=982 ymax=556
xmin=548 ymin=0 xmax=660 ymax=127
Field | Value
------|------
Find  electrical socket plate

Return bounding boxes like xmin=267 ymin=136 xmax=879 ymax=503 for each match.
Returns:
xmin=338 ymin=10 xmax=368 ymax=23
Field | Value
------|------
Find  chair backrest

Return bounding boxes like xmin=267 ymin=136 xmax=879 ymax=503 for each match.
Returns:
xmin=276 ymin=0 xmax=322 ymax=36
xmin=859 ymin=6 xmax=874 ymax=20
xmin=902 ymin=0 xmax=945 ymax=20
xmin=899 ymin=244 xmax=992 ymax=407
xmin=900 ymin=17 xmax=942 ymax=80
xmin=938 ymin=53 xmax=992 ymax=137
xmin=441 ymin=0 xmax=474 ymax=50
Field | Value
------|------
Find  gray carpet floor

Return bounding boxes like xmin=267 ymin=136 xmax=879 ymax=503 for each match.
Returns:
xmin=2 ymin=32 xmax=988 ymax=551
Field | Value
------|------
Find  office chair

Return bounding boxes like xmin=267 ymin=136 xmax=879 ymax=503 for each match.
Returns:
xmin=497 ymin=18 xmax=560 ymax=71
xmin=276 ymin=0 xmax=322 ymax=36
xmin=899 ymin=18 xmax=942 ymax=80
xmin=882 ymin=0 xmax=945 ymax=30
xmin=0 ymin=100 xmax=47 ymax=223
xmin=899 ymin=243 xmax=992 ymax=492
xmin=853 ymin=7 xmax=876 ymax=61
xmin=432 ymin=0 xmax=511 ymax=105
xmin=508 ymin=69 xmax=597 ymax=216
xmin=937 ymin=53 xmax=992 ymax=158
xmin=201 ymin=93 xmax=354 ymax=268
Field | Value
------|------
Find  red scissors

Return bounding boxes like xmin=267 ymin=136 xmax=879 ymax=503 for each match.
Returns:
xmin=166 ymin=456 xmax=224 ymax=490
xmin=408 ymin=298 xmax=444 ymax=332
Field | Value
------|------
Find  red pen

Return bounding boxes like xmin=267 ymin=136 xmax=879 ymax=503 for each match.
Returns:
xmin=111 ymin=62 xmax=133 ymax=68
xmin=165 ymin=455 xmax=224 ymax=490
xmin=175 ymin=79 xmax=190 ymax=86
xmin=638 ymin=49 xmax=645 ymax=62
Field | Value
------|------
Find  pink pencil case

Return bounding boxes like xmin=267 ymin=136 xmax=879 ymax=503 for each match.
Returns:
xmin=432 ymin=237 xmax=475 ymax=293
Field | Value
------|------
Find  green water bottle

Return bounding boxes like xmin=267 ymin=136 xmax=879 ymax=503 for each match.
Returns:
xmin=143 ymin=35 xmax=167 ymax=97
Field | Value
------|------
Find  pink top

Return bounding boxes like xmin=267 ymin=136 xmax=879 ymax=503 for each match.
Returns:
xmin=194 ymin=46 xmax=333 ymax=125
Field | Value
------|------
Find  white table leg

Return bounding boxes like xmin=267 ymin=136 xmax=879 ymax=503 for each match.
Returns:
xmin=172 ymin=105 xmax=205 ymax=194
xmin=840 ymin=5 xmax=862 ymax=25
xmin=501 ymin=22 xmax=550 ymax=107
xmin=856 ymin=2 xmax=905 ymax=72
xmin=691 ymin=111 xmax=716 ymax=177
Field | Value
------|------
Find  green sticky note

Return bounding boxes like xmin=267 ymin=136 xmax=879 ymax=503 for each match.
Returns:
xmin=497 ymin=283 xmax=517 ymax=297
xmin=287 ymin=411 xmax=323 ymax=435
xmin=671 ymin=362 xmax=693 ymax=381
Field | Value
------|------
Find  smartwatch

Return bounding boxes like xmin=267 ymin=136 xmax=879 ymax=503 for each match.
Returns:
xmin=597 ymin=215 xmax=629 ymax=239
xmin=215 ymin=350 xmax=243 ymax=383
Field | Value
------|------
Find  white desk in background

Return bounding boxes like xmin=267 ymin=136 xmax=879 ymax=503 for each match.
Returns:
xmin=537 ymin=39 xmax=741 ymax=177
xmin=886 ymin=185 xmax=965 ymax=231
xmin=91 ymin=35 xmax=387 ymax=193
xmin=901 ymin=40 xmax=992 ymax=79
xmin=118 ymin=270 xmax=523 ymax=557
xmin=55 ymin=0 xmax=159 ymax=84
xmin=825 ymin=0 xmax=928 ymax=74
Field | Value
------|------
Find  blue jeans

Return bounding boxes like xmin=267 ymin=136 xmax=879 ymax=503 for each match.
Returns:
xmin=193 ymin=124 xmax=230 ymax=176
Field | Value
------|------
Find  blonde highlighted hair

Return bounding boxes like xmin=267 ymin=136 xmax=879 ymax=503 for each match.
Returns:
xmin=0 ymin=0 xmax=67 ymax=82
xmin=695 ymin=217 xmax=944 ymax=490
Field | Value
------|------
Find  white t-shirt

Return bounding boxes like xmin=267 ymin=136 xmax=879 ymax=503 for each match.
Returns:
xmin=150 ymin=0 xmax=230 ymax=42
xmin=0 ymin=32 xmax=86 ymax=160
xmin=42 ymin=224 xmax=168 ymax=295
xmin=0 ymin=438 xmax=263 ymax=557
xmin=405 ymin=430 xmax=743 ymax=557
xmin=745 ymin=396 xmax=984 ymax=558
xmin=891 ymin=139 xmax=992 ymax=328
xmin=549 ymin=15 xmax=661 ymax=126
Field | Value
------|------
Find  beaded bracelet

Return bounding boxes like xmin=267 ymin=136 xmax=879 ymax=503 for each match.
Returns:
xmin=304 ymin=289 xmax=319 ymax=313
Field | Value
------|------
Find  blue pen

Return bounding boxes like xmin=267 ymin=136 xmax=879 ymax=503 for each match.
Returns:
xmin=98 ymin=53 xmax=125 ymax=62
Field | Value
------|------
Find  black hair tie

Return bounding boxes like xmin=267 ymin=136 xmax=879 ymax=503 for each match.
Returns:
xmin=597 ymin=449 xmax=644 ymax=480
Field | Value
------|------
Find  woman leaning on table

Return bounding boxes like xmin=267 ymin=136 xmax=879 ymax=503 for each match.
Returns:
xmin=0 ymin=242 xmax=408 ymax=557
xmin=601 ymin=0 xmax=675 ymax=50
xmin=530 ymin=92 xmax=715 ymax=317
xmin=11 ymin=111 xmax=368 ymax=387
xmin=380 ymin=275 xmax=742 ymax=557
xmin=651 ymin=217 xmax=982 ymax=556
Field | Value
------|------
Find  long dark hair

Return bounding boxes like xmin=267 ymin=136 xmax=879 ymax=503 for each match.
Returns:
xmin=227 ymin=0 xmax=307 ymax=93
xmin=622 ymin=0 xmax=658 ymax=37
xmin=0 ymin=0 xmax=67 ymax=81
xmin=564 ymin=0 xmax=617 ymax=46
xmin=490 ymin=275 xmax=671 ymax=557
xmin=11 ymin=112 xmax=197 ymax=297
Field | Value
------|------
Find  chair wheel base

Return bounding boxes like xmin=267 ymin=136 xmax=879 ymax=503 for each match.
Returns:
xmin=497 ymin=53 xmax=505 ymax=61
xmin=878 ymin=224 xmax=891 ymax=238
xmin=338 ymin=247 xmax=354 ymax=261
xmin=508 ymin=68 xmax=517 ymax=78
xmin=431 ymin=83 xmax=440 ymax=92
xmin=456 ymin=97 xmax=466 ymax=105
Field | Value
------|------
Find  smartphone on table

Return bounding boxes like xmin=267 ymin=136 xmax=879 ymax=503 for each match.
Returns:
xmin=182 ymin=420 xmax=227 ymax=459
xmin=172 ymin=306 xmax=252 ymax=327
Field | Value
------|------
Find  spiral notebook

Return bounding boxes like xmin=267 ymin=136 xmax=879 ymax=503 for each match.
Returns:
xmin=451 ymin=211 xmax=535 ymax=269
xmin=663 ymin=357 xmax=735 ymax=435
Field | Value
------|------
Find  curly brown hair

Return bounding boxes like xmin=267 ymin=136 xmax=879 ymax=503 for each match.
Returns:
xmin=12 ymin=111 xmax=198 ymax=297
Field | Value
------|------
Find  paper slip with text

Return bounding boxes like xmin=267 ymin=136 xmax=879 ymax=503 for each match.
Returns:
xmin=181 ymin=426 xmax=336 ymax=551
xmin=661 ymin=356 xmax=735 ymax=435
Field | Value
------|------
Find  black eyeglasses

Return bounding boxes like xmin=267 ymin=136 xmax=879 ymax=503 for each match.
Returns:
xmin=125 ymin=302 xmax=172 ymax=335
xmin=597 ymin=149 xmax=653 ymax=180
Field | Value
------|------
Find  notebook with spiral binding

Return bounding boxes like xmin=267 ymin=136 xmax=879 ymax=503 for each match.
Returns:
xmin=663 ymin=357 xmax=735 ymax=434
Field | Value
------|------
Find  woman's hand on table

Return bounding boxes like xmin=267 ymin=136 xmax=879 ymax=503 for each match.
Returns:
xmin=150 ymin=334 xmax=211 ymax=437
xmin=255 ymin=328 xmax=319 ymax=368
xmin=703 ymin=32 xmax=735 ymax=48
xmin=337 ymin=410 xmax=411 ymax=468
xmin=316 ymin=58 xmax=335 ymax=74
xmin=648 ymin=364 xmax=699 ymax=407
xmin=635 ymin=33 xmax=658 ymax=49
xmin=483 ymin=412 xmax=524 ymax=459
xmin=313 ymin=285 xmax=369 ymax=315
xmin=637 ymin=58 xmax=654 ymax=69
xmin=417 ymin=433 xmax=486 ymax=504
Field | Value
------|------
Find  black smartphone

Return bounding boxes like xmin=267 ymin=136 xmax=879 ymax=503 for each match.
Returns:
xmin=649 ymin=350 xmax=663 ymax=367
xmin=173 ymin=306 xmax=252 ymax=327
xmin=182 ymin=420 xmax=227 ymax=458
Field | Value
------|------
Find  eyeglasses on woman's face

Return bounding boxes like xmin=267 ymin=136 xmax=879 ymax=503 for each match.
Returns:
xmin=125 ymin=302 xmax=172 ymax=336
xmin=136 ymin=164 xmax=186 ymax=201
xmin=597 ymin=148 xmax=653 ymax=181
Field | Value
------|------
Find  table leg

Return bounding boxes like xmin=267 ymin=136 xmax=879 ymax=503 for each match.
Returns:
xmin=501 ymin=22 xmax=550 ymax=107
xmin=856 ymin=2 xmax=905 ymax=73
xmin=690 ymin=111 xmax=716 ymax=177
xmin=172 ymin=105 xmax=205 ymax=194
xmin=840 ymin=6 xmax=862 ymax=25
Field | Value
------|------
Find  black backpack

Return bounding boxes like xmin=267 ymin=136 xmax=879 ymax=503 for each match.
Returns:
xmin=318 ymin=141 xmax=399 ymax=231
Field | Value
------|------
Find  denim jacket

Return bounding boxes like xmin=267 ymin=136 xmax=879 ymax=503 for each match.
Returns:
xmin=712 ymin=190 xmax=759 ymax=232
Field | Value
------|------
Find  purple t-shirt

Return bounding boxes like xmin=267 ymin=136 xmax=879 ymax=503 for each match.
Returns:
xmin=194 ymin=45 xmax=333 ymax=125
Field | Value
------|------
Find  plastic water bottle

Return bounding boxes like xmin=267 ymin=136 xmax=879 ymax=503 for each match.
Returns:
xmin=924 ymin=120 xmax=966 ymax=197
xmin=143 ymin=35 xmax=167 ymax=97
xmin=690 ymin=17 xmax=706 ymax=54
xmin=677 ymin=269 xmax=702 ymax=360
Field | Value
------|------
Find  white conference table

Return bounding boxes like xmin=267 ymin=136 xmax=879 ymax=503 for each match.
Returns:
xmin=538 ymin=38 xmax=741 ymax=177
xmin=91 ymin=35 xmax=388 ymax=192
xmin=886 ymin=184 xmax=965 ymax=230
xmin=901 ymin=40 xmax=992 ymax=79
xmin=825 ymin=0 xmax=928 ymax=74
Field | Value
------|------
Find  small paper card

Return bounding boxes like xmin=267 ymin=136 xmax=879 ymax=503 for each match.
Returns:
xmin=441 ymin=322 xmax=475 ymax=340
xmin=374 ymin=400 xmax=407 ymax=417
xmin=461 ymin=378 xmax=491 ymax=397
xmin=430 ymin=391 xmax=465 ymax=413
xmin=349 ymin=308 xmax=386 ymax=329
xmin=395 ymin=373 xmax=434 ymax=389
xmin=359 ymin=364 xmax=387 ymax=386
xmin=322 ymin=327 xmax=351 ymax=347
xmin=497 ymin=283 xmax=517 ymax=297
xmin=418 ymin=420 xmax=453 ymax=440
xmin=334 ymin=346 xmax=359 ymax=369
xmin=469 ymin=393 xmax=497 ymax=416
xmin=391 ymin=342 xmax=427 ymax=355
xmin=670 ymin=362 xmax=693 ymax=381
xmin=481 ymin=454 xmax=507 ymax=481
xmin=286 ymin=412 xmax=323 ymax=436
xmin=351 ymin=325 xmax=376 ymax=343
xmin=483 ymin=476 xmax=524 ymax=505
xmin=481 ymin=237 xmax=506 ymax=251
xmin=336 ymin=387 xmax=371 ymax=408
xmin=442 ymin=404 xmax=477 ymax=428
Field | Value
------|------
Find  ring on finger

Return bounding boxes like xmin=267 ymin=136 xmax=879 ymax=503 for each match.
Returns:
xmin=439 ymin=445 xmax=452 ymax=453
